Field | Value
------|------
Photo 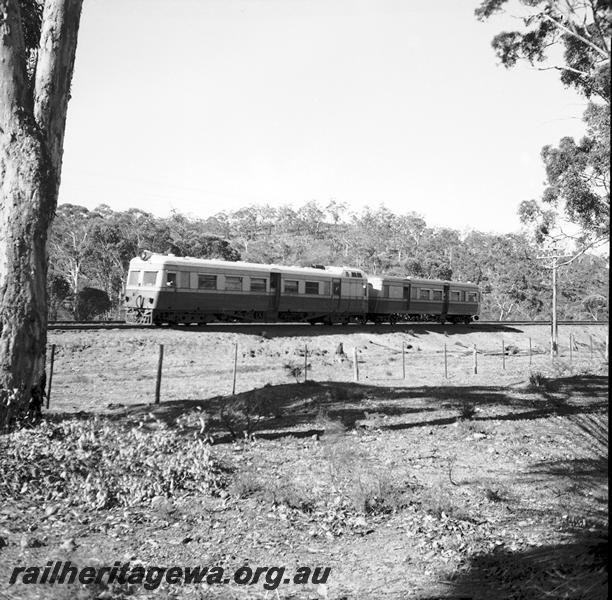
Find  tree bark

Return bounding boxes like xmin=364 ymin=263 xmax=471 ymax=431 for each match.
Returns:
xmin=0 ymin=0 xmax=83 ymax=430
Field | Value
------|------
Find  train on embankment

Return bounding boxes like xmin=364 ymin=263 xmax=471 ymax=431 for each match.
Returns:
xmin=124 ymin=251 xmax=480 ymax=326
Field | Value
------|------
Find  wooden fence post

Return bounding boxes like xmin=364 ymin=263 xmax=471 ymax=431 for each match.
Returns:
xmin=46 ymin=344 xmax=56 ymax=409
xmin=444 ymin=343 xmax=448 ymax=379
xmin=590 ymin=335 xmax=593 ymax=361
xmin=304 ymin=344 xmax=308 ymax=383
xmin=155 ymin=344 xmax=164 ymax=404
xmin=402 ymin=342 xmax=406 ymax=380
xmin=528 ymin=337 xmax=532 ymax=366
xmin=353 ymin=347 xmax=359 ymax=382
xmin=569 ymin=334 xmax=573 ymax=363
xmin=473 ymin=344 xmax=478 ymax=375
xmin=232 ymin=342 xmax=238 ymax=395
xmin=501 ymin=338 xmax=506 ymax=370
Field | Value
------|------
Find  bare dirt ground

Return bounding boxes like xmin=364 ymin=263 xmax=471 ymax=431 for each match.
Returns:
xmin=0 ymin=323 xmax=608 ymax=600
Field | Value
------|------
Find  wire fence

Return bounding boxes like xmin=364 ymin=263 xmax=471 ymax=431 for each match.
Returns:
xmin=43 ymin=329 xmax=609 ymax=412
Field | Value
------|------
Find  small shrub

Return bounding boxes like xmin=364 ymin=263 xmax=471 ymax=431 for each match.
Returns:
xmin=484 ymin=487 xmax=505 ymax=503
xmin=229 ymin=470 xmax=264 ymax=499
xmin=459 ymin=403 xmax=477 ymax=420
xmin=265 ymin=481 xmax=315 ymax=512
xmin=283 ymin=362 xmax=304 ymax=383
xmin=529 ymin=371 xmax=547 ymax=388
xmin=418 ymin=484 xmax=472 ymax=522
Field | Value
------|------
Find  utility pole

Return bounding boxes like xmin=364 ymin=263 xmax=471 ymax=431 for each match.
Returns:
xmin=537 ymin=244 xmax=561 ymax=358
xmin=551 ymin=252 xmax=558 ymax=358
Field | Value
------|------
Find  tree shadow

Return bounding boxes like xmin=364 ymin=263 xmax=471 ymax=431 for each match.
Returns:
xmin=448 ymin=411 xmax=608 ymax=600
xmin=449 ymin=536 xmax=608 ymax=600
xmin=47 ymin=375 xmax=608 ymax=444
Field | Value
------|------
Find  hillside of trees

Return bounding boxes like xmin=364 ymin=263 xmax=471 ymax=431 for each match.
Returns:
xmin=48 ymin=201 xmax=609 ymax=322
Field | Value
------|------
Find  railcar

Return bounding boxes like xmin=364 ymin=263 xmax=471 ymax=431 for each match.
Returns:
xmin=124 ymin=252 xmax=368 ymax=325
xmin=367 ymin=275 xmax=480 ymax=324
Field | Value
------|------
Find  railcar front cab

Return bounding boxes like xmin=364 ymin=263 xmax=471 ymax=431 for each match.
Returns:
xmin=124 ymin=253 xmax=166 ymax=324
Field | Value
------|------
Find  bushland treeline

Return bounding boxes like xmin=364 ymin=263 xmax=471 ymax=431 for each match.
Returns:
xmin=48 ymin=201 xmax=609 ymax=321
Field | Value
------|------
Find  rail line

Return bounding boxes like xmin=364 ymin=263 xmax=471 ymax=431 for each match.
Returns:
xmin=48 ymin=320 xmax=609 ymax=331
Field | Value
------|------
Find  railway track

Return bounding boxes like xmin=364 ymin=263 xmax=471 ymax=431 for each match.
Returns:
xmin=48 ymin=320 xmax=609 ymax=331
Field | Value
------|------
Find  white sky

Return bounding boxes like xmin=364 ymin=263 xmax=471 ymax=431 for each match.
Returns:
xmin=58 ymin=0 xmax=589 ymax=233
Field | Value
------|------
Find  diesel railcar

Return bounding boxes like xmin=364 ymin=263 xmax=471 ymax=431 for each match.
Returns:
xmin=124 ymin=252 xmax=368 ymax=325
xmin=367 ymin=275 xmax=480 ymax=325
xmin=124 ymin=252 xmax=480 ymax=325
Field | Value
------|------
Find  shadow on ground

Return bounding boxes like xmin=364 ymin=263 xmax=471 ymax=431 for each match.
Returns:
xmin=448 ymin=410 xmax=608 ymax=600
xmin=48 ymin=374 xmax=608 ymax=444
xmin=164 ymin=322 xmax=524 ymax=338
xmin=447 ymin=534 xmax=608 ymax=600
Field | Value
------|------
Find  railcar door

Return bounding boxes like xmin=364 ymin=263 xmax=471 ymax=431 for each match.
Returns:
xmin=332 ymin=278 xmax=342 ymax=311
xmin=403 ymin=283 xmax=411 ymax=313
xmin=269 ymin=272 xmax=281 ymax=314
xmin=441 ymin=284 xmax=450 ymax=321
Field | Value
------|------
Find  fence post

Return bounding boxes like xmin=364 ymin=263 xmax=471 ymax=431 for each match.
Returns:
xmin=353 ymin=347 xmax=359 ymax=382
xmin=402 ymin=342 xmax=406 ymax=380
xmin=590 ymin=334 xmax=593 ymax=361
xmin=569 ymin=334 xmax=573 ymax=363
xmin=501 ymin=338 xmax=506 ymax=370
xmin=444 ymin=343 xmax=448 ymax=379
xmin=46 ymin=344 xmax=56 ymax=409
xmin=528 ymin=337 xmax=532 ymax=366
xmin=473 ymin=344 xmax=478 ymax=375
xmin=232 ymin=342 xmax=238 ymax=395
xmin=304 ymin=344 xmax=308 ymax=383
xmin=155 ymin=344 xmax=164 ymax=404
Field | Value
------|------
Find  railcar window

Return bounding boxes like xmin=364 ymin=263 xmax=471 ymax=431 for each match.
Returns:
xmin=250 ymin=277 xmax=266 ymax=292
xmin=419 ymin=289 xmax=430 ymax=301
xmin=432 ymin=290 xmax=443 ymax=301
xmin=383 ymin=285 xmax=390 ymax=298
xmin=128 ymin=271 xmax=140 ymax=286
xmin=450 ymin=291 xmax=461 ymax=301
xmin=321 ymin=281 xmax=330 ymax=295
xmin=142 ymin=271 xmax=157 ymax=286
xmin=225 ymin=276 xmax=243 ymax=291
xmin=179 ymin=272 xmax=190 ymax=288
xmin=166 ymin=272 xmax=176 ymax=287
xmin=304 ymin=281 xmax=320 ymax=295
xmin=467 ymin=292 xmax=478 ymax=302
xmin=198 ymin=274 xmax=217 ymax=290
xmin=284 ymin=280 xmax=299 ymax=294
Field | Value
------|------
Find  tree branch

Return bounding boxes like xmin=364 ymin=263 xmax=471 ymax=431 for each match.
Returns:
xmin=588 ymin=0 xmax=611 ymax=55
xmin=557 ymin=236 xmax=610 ymax=267
xmin=541 ymin=12 xmax=610 ymax=59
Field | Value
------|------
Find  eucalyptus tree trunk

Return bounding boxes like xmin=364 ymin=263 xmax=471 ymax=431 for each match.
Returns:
xmin=0 ymin=0 xmax=83 ymax=429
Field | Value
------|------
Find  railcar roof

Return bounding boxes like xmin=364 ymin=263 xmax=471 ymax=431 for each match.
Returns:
xmin=128 ymin=254 xmax=366 ymax=278
xmin=367 ymin=274 xmax=479 ymax=288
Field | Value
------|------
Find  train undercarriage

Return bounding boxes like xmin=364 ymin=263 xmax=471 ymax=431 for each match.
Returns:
xmin=126 ymin=307 xmax=477 ymax=326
